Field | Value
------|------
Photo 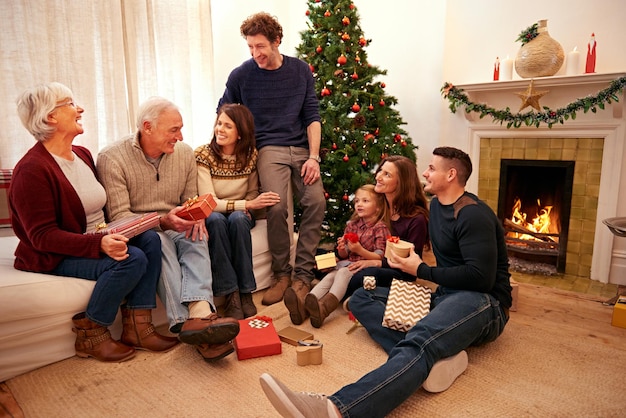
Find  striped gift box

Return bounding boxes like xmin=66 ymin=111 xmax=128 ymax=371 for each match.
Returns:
xmin=0 ymin=169 xmax=13 ymax=227
xmin=382 ymin=279 xmax=431 ymax=332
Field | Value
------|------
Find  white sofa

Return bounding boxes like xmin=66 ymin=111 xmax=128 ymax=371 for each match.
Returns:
xmin=0 ymin=218 xmax=292 ymax=382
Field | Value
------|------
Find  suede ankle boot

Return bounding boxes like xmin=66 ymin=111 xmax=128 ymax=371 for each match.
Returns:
xmin=305 ymin=293 xmax=339 ymax=328
xmin=284 ymin=279 xmax=311 ymax=325
xmin=223 ymin=292 xmax=244 ymax=320
xmin=240 ymin=293 xmax=257 ymax=318
xmin=121 ymin=308 xmax=179 ymax=352
xmin=72 ymin=312 xmax=135 ymax=362
xmin=261 ymin=275 xmax=291 ymax=306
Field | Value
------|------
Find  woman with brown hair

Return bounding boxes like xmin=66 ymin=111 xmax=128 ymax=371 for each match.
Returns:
xmin=195 ymin=103 xmax=280 ymax=319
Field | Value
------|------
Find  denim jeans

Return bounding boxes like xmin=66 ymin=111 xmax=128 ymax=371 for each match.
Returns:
xmin=257 ymin=145 xmax=326 ymax=282
xmin=206 ymin=210 xmax=257 ymax=296
xmin=157 ymin=229 xmax=214 ymax=332
xmin=51 ymin=230 xmax=162 ymax=326
xmin=328 ymin=286 xmax=508 ymax=417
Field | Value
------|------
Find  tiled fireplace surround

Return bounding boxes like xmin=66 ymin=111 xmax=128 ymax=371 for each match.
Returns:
xmin=455 ymin=72 xmax=626 ymax=284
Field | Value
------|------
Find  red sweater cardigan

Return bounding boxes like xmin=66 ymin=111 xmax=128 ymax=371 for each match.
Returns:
xmin=9 ymin=141 xmax=104 ymax=272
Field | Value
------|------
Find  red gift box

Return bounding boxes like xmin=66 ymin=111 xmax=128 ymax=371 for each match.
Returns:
xmin=85 ymin=212 xmax=160 ymax=239
xmin=178 ymin=194 xmax=217 ymax=221
xmin=344 ymin=232 xmax=359 ymax=243
xmin=234 ymin=316 xmax=282 ymax=360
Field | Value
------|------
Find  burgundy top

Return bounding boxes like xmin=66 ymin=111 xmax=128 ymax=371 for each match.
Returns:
xmin=9 ymin=142 xmax=104 ymax=272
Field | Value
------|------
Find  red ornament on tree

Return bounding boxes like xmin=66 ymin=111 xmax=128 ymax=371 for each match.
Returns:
xmin=321 ymin=87 xmax=331 ymax=96
xmin=337 ymin=54 xmax=347 ymax=65
xmin=332 ymin=142 xmax=338 ymax=150
xmin=364 ymin=133 xmax=374 ymax=141
xmin=351 ymin=103 xmax=360 ymax=112
xmin=351 ymin=71 xmax=358 ymax=80
xmin=342 ymin=16 xmax=350 ymax=26
xmin=401 ymin=140 xmax=407 ymax=147
xmin=316 ymin=46 xmax=323 ymax=54
xmin=349 ymin=3 xmax=355 ymax=9
xmin=324 ymin=192 xmax=330 ymax=199
xmin=368 ymin=104 xmax=374 ymax=111
xmin=379 ymin=99 xmax=385 ymax=107
xmin=306 ymin=10 xmax=310 ymax=16
xmin=342 ymin=155 xmax=349 ymax=162
xmin=324 ymin=10 xmax=331 ymax=17
xmin=374 ymin=127 xmax=380 ymax=135
xmin=342 ymin=193 xmax=350 ymax=201
xmin=341 ymin=33 xmax=350 ymax=41
xmin=361 ymin=159 xmax=367 ymax=167
xmin=309 ymin=64 xmax=315 ymax=73
xmin=381 ymin=82 xmax=386 ymax=88
xmin=394 ymin=134 xmax=402 ymax=142
xmin=358 ymin=37 xmax=367 ymax=47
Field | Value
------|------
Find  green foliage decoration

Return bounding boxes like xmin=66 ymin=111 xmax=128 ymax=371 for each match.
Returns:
xmin=441 ymin=76 xmax=626 ymax=129
xmin=296 ymin=0 xmax=417 ymax=242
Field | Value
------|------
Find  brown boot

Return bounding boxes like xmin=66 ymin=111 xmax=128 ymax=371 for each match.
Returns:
xmin=240 ymin=292 xmax=257 ymax=318
xmin=196 ymin=342 xmax=235 ymax=362
xmin=261 ymin=274 xmax=291 ymax=306
xmin=223 ymin=292 xmax=244 ymax=320
xmin=284 ymin=279 xmax=311 ymax=325
xmin=120 ymin=308 xmax=179 ymax=352
xmin=305 ymin=293 xmax=339 ymax=328
xmin=178 ymin=313 xmax=240 ymax=345
xmin=72 ymin=312 xmax=135 ymax=362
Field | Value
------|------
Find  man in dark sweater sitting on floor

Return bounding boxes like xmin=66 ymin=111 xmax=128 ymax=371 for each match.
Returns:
xmin=218 ymin=12 xmax=326 ymax=324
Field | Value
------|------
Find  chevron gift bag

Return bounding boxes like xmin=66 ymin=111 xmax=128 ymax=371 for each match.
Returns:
xmin=382 ymin=279 xmax=431 ymax=332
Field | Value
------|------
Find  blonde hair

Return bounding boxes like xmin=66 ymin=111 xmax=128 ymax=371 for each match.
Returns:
xmin=349 ymin=184 xmax=390 ymax=229
xmin=16 ymin=82 xmax=73 ymax=142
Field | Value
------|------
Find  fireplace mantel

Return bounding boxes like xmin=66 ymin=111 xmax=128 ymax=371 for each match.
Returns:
xmin=456 ymin=72 xmax=626 ymax=284
xmin=455 ymin=72 xmax=626 ymax=121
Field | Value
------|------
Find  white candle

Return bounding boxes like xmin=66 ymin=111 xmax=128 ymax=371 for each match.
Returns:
xmin=500 ymin=56 xmax=513 ymax=81
xmin=566 ymin=46 xmax=580 ymax=76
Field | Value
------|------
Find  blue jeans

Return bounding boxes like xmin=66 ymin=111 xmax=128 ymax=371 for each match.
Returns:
xmin=51 ymin=230 xmax=162 ymax=326
xmin=206 ymin=210 xmax=257 ymax=296
xmin=257 ymin=146 xmax=326 ymax=282
xmin=157 ymin=229 xmax=214 ymax=332
xmin=329 ymin=286 xmax=508 ymax=417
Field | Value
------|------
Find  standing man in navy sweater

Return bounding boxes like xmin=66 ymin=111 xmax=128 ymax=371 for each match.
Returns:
xmin=218 ymin=12 xmax=325 ymax=324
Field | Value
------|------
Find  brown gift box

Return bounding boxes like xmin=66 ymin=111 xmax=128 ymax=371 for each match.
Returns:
xmin=277 ymin=326 xmax=314 ymax=346
xmin=384 ymin=237 xmax=413 ymax=259
xmin=178 ymin=194 xmax=217 ymax=221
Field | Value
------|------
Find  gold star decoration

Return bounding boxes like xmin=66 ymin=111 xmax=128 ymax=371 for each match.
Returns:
xmin=515 ymin=79 xmax=549 ymax=112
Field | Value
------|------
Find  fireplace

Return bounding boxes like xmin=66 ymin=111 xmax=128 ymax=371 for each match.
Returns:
xmin=498 ymin=159 xmax=575 ymax=273
xmin=449 ymin=72 xmax=626 ymax=284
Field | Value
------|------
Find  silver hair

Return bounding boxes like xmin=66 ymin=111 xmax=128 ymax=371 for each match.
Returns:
xmin=16 ymin=82 xmax=73 ymax=142
xmin=136 ymin=97 xmax=179 ymax=132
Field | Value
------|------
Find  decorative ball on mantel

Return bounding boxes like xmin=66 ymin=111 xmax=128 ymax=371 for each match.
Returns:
xmin=515 ymin=19 xmax=564 ymax=78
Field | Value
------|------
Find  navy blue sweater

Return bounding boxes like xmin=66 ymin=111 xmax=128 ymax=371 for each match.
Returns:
xmin=417 ymin=192 xmax=512 ymax=309
xmin=218 ymin=55 xmax=321 ymax=150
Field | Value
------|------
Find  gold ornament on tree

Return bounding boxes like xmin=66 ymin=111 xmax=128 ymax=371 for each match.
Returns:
xmin=515 ymin=19 xmax=564 ymax=78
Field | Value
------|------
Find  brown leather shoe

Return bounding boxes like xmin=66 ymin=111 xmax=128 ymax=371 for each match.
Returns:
xmin=305 ymin=293 xmax=339 ymax=328
xmin=72 ymin=312 xmax=135 ymax=362
xmin=223 ymin=292 xmax=244 ymax=320
xmin=178 ymin=313 xmax=240 ymax=346
xmin=196 ymin=342 xmax=235 ymax=362
xmin=261 ymin=275 xmax=291 ymax=306
xmin=284 ymin=279 xmax=311 ymax=325
xmin=120 ymin=308 xmax=179 ymax=352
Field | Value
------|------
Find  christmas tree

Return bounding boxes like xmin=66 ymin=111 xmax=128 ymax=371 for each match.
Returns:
xmin=296 ymin=0 xmax=417 ymax=242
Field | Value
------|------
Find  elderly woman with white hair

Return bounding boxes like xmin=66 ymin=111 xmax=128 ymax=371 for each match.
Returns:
xmin=9 ymin=82 xmax=178 ymax=363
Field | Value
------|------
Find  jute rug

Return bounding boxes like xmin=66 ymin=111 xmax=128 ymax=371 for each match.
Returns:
xmin=5 ymin=283 xmax=626 ymax=417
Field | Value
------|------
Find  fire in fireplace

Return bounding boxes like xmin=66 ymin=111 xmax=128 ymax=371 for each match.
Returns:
xmin=497 ymin=159 xmax=575 ymax=273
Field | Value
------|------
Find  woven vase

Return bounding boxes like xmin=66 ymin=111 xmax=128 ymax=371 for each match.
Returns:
xmin=515 ymin=19 xmax=564 ymax=78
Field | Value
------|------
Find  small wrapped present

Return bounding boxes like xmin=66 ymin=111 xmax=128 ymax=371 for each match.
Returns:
xmin=344 ymin=232 xmax=359 ymax=243
xmin=384 ymin=236 xmax=413 ymax=259
xmin=382 ymin=279 xmax=431 ymax=332
xmin=296 ymin=339 xmax=323 ymax=366
xmin=85 ymin=212 xmax=160 ymax=239
xmin=315 ymin=252 xmax=337 ymax=270
xmin=234 ymin=316 xmax=282 ymax=360
xmin=277 ymin=326 xmax=314 ymax=346
xmin=178 ymin=194 xmax=217 ymax=221
xmin=611 ymin=296 xmax=626 ymax=329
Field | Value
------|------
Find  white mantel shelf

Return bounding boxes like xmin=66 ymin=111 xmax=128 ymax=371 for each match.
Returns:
xmin=454 ymin=72 xmax=626 ymax=121
xmin=455 ymin=72 xmax=626 ymax=92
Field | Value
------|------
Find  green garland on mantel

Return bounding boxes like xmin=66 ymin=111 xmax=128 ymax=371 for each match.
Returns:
xmin=441 ymin=75 xmax=626 ymax=128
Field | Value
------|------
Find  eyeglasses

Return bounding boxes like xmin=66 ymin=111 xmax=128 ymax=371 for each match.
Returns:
xmin=53 ymin=100 xmax=77 ymax=109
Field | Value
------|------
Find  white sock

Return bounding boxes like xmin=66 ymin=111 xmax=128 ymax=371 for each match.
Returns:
xmin=188 ymin=300 xmax=212 ymax=318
